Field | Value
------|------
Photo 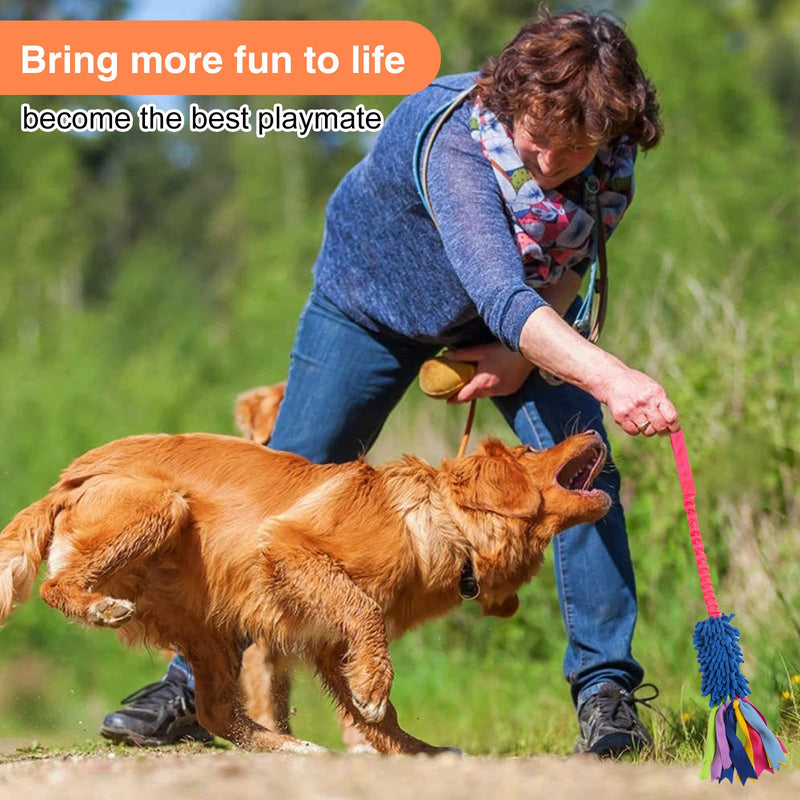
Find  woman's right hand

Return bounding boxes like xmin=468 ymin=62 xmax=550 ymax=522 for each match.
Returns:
xmin=593 ymin=365 xmax=680 ymax=437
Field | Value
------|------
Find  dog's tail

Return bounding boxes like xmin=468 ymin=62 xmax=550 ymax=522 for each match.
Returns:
xmin=0 ymin=496 xmax=55 ymax=623
xmin=235 ymin=381 xmax=286 ymax=445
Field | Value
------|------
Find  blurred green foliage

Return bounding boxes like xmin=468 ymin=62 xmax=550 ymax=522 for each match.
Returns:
xmin=0 ymin=0 xmax=797 ymax=755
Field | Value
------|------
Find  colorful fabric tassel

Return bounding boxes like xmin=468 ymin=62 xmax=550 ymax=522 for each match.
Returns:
xmin=702 ymin=698 xmax=786 ymax=784
xmin=670 ymin=431 xmax=788 ymax=783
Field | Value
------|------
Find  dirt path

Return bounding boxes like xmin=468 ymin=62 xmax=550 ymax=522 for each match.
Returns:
xmin=0 ymin=749 xmax=796 ymax=800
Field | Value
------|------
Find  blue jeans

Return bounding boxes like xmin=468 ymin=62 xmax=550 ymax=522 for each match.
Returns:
xmin=172 ymin=288 xmax=644 ymax=707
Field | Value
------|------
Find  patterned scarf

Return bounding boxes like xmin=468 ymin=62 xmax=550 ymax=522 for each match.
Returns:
xmin=469 ymin=100 xmax=635 ymax=287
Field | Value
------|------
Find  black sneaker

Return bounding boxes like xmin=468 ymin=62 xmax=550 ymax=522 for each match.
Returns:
xmin=99 ymin=664 xmax=214 ymax=746
xmin=574 ymin=682 xmax=656 ymax=757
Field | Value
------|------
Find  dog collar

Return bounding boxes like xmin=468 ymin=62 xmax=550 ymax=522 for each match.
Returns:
xmin=459 ymin=559 xmax=480 ymax=600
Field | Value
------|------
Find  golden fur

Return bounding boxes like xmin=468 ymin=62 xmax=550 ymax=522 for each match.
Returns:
xmin=0 ymin=418 xmax=609 ymax=754
xmin=235 ymin=382 xmax=286 ymax=445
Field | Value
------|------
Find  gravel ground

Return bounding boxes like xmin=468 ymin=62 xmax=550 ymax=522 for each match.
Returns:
xmin=0 ymin=749 xmax=797 ymax=800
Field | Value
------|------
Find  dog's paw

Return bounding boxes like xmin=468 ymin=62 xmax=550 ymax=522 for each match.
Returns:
xmin=277 ymin=739 xmax=328 ymax=755
xmin=87 ymin=597 xmax=136 ymax=627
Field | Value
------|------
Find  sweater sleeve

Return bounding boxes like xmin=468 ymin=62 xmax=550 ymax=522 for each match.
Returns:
xmin=424 ymin=108 xmax=549 ymax=352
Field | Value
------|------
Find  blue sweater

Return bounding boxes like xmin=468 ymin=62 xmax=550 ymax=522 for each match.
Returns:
xmin=312 ymin=73 xmax=551 ymax=351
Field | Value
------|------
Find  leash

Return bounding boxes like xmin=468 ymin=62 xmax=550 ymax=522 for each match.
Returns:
xmin=456 ymin=398 xmax=477 ymax=458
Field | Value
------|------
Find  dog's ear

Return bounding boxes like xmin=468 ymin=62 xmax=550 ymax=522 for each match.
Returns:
xmin=445 ymin=440 xmax=542 ymax=517
xmin=476 ymin=438 xmax=515 ymax=458
xmin=481 ymin=593 xmax=519 ymax=618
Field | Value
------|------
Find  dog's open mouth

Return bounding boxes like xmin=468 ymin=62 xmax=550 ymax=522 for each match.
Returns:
xmin=556 ymin=442 xmax=606 ymax=492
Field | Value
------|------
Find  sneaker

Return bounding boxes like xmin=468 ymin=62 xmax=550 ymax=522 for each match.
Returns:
xmin=99 ymin=664 xmax=214 ymax=746
xmin=574 ymin=682 xmax=656 ymax=757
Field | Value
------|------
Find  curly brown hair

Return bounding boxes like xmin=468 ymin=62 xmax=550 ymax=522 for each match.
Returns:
xmin=474 ymin=9 xmax=662 ymax=150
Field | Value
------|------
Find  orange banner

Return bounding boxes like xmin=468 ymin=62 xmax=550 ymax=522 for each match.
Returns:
xmin=0 ymin=20 xmax=440 ymax=95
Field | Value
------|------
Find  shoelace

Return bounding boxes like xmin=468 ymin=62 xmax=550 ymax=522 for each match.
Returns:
xmin=629 ymin=682 xmax=660 ymax=710
xmin=120 ymin=675 xmax=194 ymax=713
xmin=607 ymin=683 xmax=686 ymax=743
xmin=586 ymin=683 xmax=661 ymax=736
xmin=631 ymin=683 xmax=685 ymax=735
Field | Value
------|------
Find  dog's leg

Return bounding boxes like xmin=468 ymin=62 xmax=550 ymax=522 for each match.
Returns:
xmin=239 ymin=641 xmax=293 ymax=735
xmin=238 ymin=641 xmax=375 ymax=751
xmin=238 ymin=642 xmax=376 ymax=752
xmin=315 ymin=648 xmax=452 ymax=755
xmin=188 ymin=638 xmax=324 ymax=753
xmin=39 ymin=476 xmax=189 ymax=627
xmin=269 ymin=537 xmax=394 ymax=724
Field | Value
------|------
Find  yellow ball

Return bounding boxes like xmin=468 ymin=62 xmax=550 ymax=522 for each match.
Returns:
xmin=418 ymin=357 xmax=476 ymax=400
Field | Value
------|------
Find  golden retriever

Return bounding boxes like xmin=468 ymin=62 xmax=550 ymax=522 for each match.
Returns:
xmin=0 ymin=426 xmax=609 ymax=754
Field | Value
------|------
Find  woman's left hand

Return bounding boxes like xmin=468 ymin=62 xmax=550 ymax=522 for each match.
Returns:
xmin=444 ymin=343 xmax=534 ymax=404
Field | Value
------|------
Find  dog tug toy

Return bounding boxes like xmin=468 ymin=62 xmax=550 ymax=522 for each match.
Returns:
xmin=670 ymin=430 xmax=787 ymax=783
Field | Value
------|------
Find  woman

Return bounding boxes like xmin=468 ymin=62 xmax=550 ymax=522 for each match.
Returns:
xmin=102 ymin=10 xmax=678 ymax=756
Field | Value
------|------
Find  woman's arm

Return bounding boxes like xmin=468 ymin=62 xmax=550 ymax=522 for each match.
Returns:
xmin=449 ymin=308 xmax=679 ymax=436
xmin=447 ymin=268 xmax=679 ymax=437
xmin=518 ymin=307 xmax=679 ymax=436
